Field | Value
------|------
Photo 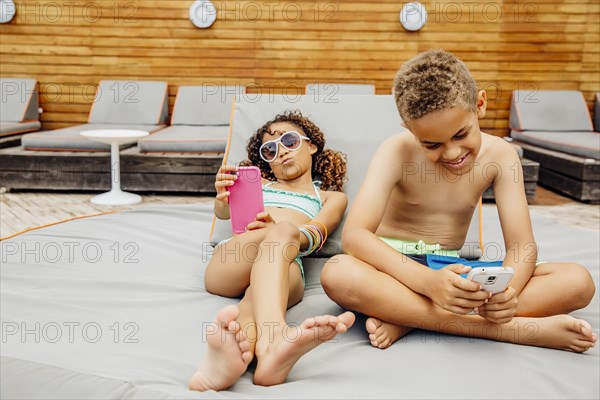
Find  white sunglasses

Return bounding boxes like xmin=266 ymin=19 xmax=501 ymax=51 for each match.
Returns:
xmin=259 ymin=131 xmax=310 ymax=163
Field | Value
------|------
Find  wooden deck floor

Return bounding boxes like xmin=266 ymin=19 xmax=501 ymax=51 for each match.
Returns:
xmin=1 ymin=187 xmax=598 ymax=239
xmin=0 ymin=191 xmax=212 ymax=238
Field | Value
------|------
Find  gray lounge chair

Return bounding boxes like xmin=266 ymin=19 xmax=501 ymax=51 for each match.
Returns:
xmin=138 ymin=85 xmax=245 ymax=153
xmin=0 ymin=78 xmax=41 ymax=146
xmin=1 ymin=95 xmax=597 ymax=399
xmin=594 ymin=92 xmax=600 ymax=132
xmin=211 ymin=94 xmax=482 ymax=260
xmin=510 ymin=90 xmax=600 ymax=202
xmin=21 ymin=80 xmax=168 ymax=151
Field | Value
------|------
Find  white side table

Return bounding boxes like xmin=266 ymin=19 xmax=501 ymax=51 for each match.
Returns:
xmin=80 ymin=129 xmax=149 ymax=205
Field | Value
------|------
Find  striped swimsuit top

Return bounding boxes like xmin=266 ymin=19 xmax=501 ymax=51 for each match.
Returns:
xmin=262 ymin=182 xmax=323 ymax=219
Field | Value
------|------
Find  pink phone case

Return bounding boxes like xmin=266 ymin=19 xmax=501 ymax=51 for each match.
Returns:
xmin=229 ymin=166 xmax=265 ymax=234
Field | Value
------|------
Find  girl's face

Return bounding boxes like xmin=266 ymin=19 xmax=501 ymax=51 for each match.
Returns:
xmin=262 ymin=122 xmax=317 ymax=180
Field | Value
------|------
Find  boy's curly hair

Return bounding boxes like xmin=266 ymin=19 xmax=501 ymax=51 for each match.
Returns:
xmin=393 ymin=49 xmax=478 ymax=122
xmin=243 ymin=110 xmax=347 ymax=191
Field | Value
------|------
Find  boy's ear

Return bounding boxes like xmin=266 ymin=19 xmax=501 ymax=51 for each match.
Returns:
xmin=476 ymin=90 xmax=487 ymax=118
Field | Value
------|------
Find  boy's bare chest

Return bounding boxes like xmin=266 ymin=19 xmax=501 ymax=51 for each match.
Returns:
xmin=394 ymin=164 xmax=491 ymax=212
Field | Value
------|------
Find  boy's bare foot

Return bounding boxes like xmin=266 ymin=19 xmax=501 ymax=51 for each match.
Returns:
xmin=510 ymin=314 xmax=597 ymax=352
xmin=189 ymin=305 xmax=253 ymax=392
xmin=366 ymin=317 xmax=413 ymax=349
xmin=253 ymin=311 xmax=356 ymax=386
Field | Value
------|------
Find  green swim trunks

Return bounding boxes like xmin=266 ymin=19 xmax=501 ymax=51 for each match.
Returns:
xmin=378 ymin=237 xmax=460 ymax=257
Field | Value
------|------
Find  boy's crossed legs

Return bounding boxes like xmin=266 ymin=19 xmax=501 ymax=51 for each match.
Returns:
xmin=322 ymin=255 xmax=596 ymax=352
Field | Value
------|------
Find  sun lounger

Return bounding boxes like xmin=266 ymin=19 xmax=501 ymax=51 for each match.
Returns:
xmin=211 ymin=94 xmax=482 ymax=259
xmin=0 ymin=78 xmax=41 ymax=146
xmin=21 ymin=80 xmax=168 ymax=151
xmin=594 ymin=92 xmax=600 ymax=132
xmin=510 ymin=90 xmax=600 ymax=202
xmin=138 ymin=85 xmax=245 ymax=153
xmin=1 ymin=93 xmax=597 ymax=398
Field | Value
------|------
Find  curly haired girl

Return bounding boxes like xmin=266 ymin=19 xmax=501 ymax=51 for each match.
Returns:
xmin=190 ymin=110 xmax=355 ymax=391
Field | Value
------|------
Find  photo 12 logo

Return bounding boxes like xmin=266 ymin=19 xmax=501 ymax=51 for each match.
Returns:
xmin=9 ymin=1 xmax=139 ymax=24
xmin=2 ymin=321 xmax=140 ymax=344
xmin=1 ymin=241 xmax=140 ymax=264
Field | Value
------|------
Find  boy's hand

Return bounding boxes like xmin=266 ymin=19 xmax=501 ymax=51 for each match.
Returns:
xmin=477 ymin=287 xmax=518 ymax=324
xmin=215 ymin=164 xmax=238 ymax=205
xmin=429 ymin=264 xmax=491 ymax=314
xmin=245 ymin=211 xmax=275 ymax=231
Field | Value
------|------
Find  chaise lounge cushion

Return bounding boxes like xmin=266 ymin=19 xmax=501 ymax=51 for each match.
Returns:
xmin=137 ymin=85 xmax=244 ymax=153
xmin=171 ymin=85 xmax=244 ymax=126
xmin=21 ymin=80 xmax=169 ymax=151
xmin=511 ymin=130 xmax=600 ymax=160
xmin=509 ymin=90 xmax=594 ymax=132
xmin=594 ymin=93 xmax=600 ymax=132
xmin=0 ymin=77 xmax=41 ymax=136
xmin=88 ymin=80 xmax=169 ymax=125
xmin=211 ymin=95 xmax=483 ymax=259
xmin=0 ymin=77 xmax=39 ymax=123
xmin=0 ymin=121 xmax=41 ymax=137
xmin=137 ymin=125 xmax=229 ymax=153
xmin=22 ymin=123 xmax=166 ymax=151
xmin=1 ymin=204 xmax=597 ymax=399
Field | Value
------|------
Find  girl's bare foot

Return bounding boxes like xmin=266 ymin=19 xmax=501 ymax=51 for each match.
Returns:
xmin=253 ymin=311 xmax=356 ymax=386
xmin=189 ymin=305 xmax=253 ymax=392
xmin=365 ymin=317 xmax=413 ymax=349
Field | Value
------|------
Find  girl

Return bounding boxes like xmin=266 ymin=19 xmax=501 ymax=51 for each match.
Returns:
xmin=189 ymin=111 xmax=355 ymax=391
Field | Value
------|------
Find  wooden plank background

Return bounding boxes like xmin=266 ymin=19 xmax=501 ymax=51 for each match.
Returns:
xmin=1 ymin=0 xmax=598 ymax=136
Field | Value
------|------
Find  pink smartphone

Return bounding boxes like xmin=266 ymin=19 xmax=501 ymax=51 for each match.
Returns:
xmin=229 ymin=166 xmax=265 ymax=234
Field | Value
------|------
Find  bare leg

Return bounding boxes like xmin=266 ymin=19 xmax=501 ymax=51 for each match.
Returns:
xmin=236 ymin=263 xmax=305 ymax=357
xmin=322 ymin=255 xmax=597 ymax=352
xmin=204 ymin=229 xmax=269 ymax=297
xmin=364 ymin=262 xmax=596 ymax=349
xmin=189 ymin=228 xmax=276 ymax=391
xmin=249 ymin=222 xmax=356 ymax=386
xmin=515 ymin=262 xmax=595 ymax=316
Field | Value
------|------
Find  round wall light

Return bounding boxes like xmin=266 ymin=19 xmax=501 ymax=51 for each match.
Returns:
xmin=189 ymin=0 xmax=217 ymax=29
xmin=0 ymin=0 xmax=16 ymax=24
xmin=399 ymin=2 xmax=427 ymax=31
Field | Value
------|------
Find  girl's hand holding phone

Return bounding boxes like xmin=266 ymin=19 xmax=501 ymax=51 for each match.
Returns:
xmin=229 ymin=166 xmax=265 ymax=234
xmin=245 ymin=211 xmax=275 ymax=231
xmin=215 ymin=164 xmax=238 ymax=204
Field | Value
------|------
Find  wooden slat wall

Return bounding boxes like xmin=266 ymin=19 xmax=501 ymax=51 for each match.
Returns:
xmin=1 ymin=0 xmax=598 ymax=136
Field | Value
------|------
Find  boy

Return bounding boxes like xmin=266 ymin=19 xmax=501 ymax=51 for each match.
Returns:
xmin=321 ymin=49 xmax=597 ymax=352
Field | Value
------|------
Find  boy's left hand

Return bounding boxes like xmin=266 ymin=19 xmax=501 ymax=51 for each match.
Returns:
xmin=245 ymin=211 xmax=276 ymax=231
xmin=477 ymin=286 xmax=518 ymax=324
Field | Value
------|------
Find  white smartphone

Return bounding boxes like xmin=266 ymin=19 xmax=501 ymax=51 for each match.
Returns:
xmin=467 ymin=266 xmax=515 ymax=294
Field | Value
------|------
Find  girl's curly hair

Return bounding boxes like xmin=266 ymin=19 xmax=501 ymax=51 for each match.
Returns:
xmin=243 ymin=110 xmax=347 ymax=191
